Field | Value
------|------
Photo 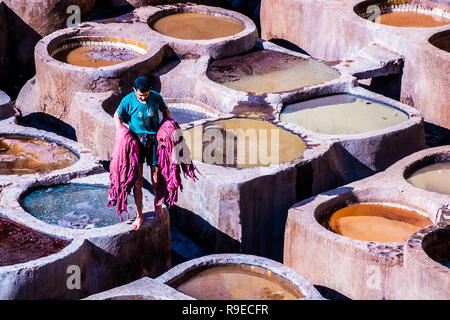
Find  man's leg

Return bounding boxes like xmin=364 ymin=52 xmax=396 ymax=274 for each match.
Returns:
xmin=131 ymin=163 xmax=144 ymax=230
xmin=151 ymin=165 xmax=164 ymax=218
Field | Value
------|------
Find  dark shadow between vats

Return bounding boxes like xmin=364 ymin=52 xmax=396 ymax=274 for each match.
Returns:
xmin=169 ymin=205 xmax=241 ymax=255
xmin=422 ymin=226 xmax=450 ymax=268
xmin=269 ymin=38 xmax=310 ymax=56
xmin=2 ymin=4 xmax=41 ymax=99
xmin=359 ymin=72 xmax=403 ymax=102
xmin=154 ymin=47 xmax=182 ymax=79
xmin=328 ymin=143 xmax=376 ymax=183
xmin=314 ymin=285 xmax=351 ymax=300
xmin=15 ymin=112 xmax=77 ymax=141
xmin=424 ymin=122 xmax=450 ymax=147
xmin=224 ymin=0 xmax=261 ymax=35
xmin=86 ymin=0 xmax=135 ymax=22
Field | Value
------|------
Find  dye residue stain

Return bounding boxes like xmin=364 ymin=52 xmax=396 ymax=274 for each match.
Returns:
xmin=0 ymin=135 xmax=78 ymax=175
xmin=183 ymin=118 xmax=307 ymax=169
xmin=407 ymin=162 xmax=450 ymax=195
xmin=22 ymin=184 xmax=136 ymax=229
xmin=54 ymin=45 xmax=140 ymax=67
xmin=0 ymin=217 xmax=69 ymax=266
xmin=174 ymin=265 xmax=302 ymax=300
xmin=329 ymin=204 xmax=433 ymax=242
xmin=280 ymin=94 xmax=408 ymax=135
xmin=207 ymin=50 xmax=340 ymax=95
xmin=152 ymin=12 xmax=245 ymax=40
xmin=377 ymin=11 xmax=450 ymax=28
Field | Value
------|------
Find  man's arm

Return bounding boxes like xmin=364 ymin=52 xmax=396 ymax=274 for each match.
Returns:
xmin=114 ymin=111 xmax=129 ymax=129
xmin=162 ymin=108 xmax=171 ymax=119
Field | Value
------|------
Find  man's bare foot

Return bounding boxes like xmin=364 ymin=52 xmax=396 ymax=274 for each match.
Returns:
xmin=155 ymin=206 xmax=163 ymax=218
xmin=131 ymin=217 xmax=144 ymax=230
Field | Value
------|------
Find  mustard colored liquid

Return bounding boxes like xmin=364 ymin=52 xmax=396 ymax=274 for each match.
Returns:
xmin=0 ymin=135 xmax=78 ymax=175
xmin=329 ymin=203 xmax=433 ymax=242
xmin=153 ymin=12 xmax=245 ymax=40
xmin=54 ymin=45 xmax=139 ymax=67
xmin=175 ymin=266 xmax=302 ymax=300
xmin=183 ymin=118 xmax=307 ymax=169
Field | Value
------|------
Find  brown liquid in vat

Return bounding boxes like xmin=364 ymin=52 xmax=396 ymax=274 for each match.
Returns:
xmin=0 ymin=135 xmax=78 ymax=175
xmin=329 ymin=203 xmax=432 ymax=242
xmin=174 ymin=265 xmax=302 ymax=300
xmin=54 ymin=45 xmax=140 ymax=67
xmin=183 ymin=118 xmax=307 ymax=169
xmin=207 ymin=50 xmax=340 ymax=95
xmin=378 ymin=11 xmax=450 ymax=27
xmin=0 ymin=217 xmax=70 ymax=266
xmin=152 ymin=12 xmax=245 ymax=40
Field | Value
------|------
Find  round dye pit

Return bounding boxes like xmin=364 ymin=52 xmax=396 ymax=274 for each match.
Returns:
xmin=50 ymin=37 xmax=147 ymax=68
xmin=280 ymin=94 xmax=409 ymax=135
xmin=422 ymin=227 xmax=450 ymax=268
xmin=406 ymin=162 xmax=450 ymax=195
xmin=171 ymin=264 xmax=303 ymax=300
xmin=0 ymin=134 xmax=78 ymax=175
xmin=164 ymin=101 xmax=219 ymax=125
xmin=429 ymin=30 xmax=450 ymax=53
xmin=355 ymin=1 xmax=450 ymax=28
xmin=183 ymin=118 xmax=307 ymax=169
xmin=21 ymin=184 xmax=136 ymax=229
xmin=322 ymin=203 xmax=432 ymax=242
xmin=0 ymin=217 xmax=70 ymax=266
xmin=150 ymin=11 xmax=245 ymax=40
xmin=206 ymin=50 xmax=340 ymax=95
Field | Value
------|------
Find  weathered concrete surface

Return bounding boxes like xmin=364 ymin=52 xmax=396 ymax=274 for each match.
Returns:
xmin=16 ymin=22 xmax=166 ymax=121
xmin=2 ymin=0 xmax=96 ymax=37
xmin=84 ymin=277 xmax=194 ymax=300
xmin=284 ymin=145 xmax=450 ymax=300
xmin=260 ymin=0 xmax=450 ymax=130
xmin=0 ymin=172 xmax=171 ymax=299
xmin=399 ymin=223 xmax=450 ymax=300
xmin=157 ymin=254 xmax=326 ymax=300
xmin=170 ymin=85 xmax=425 ymax=263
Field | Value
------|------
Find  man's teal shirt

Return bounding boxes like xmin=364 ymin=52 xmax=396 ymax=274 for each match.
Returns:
xmin=116 ymin=90 xmax=168 ymax=135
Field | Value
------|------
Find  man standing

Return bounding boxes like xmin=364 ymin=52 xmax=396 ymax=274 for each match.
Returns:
xmin=114 ymin=76 xmax=171 ymax=230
